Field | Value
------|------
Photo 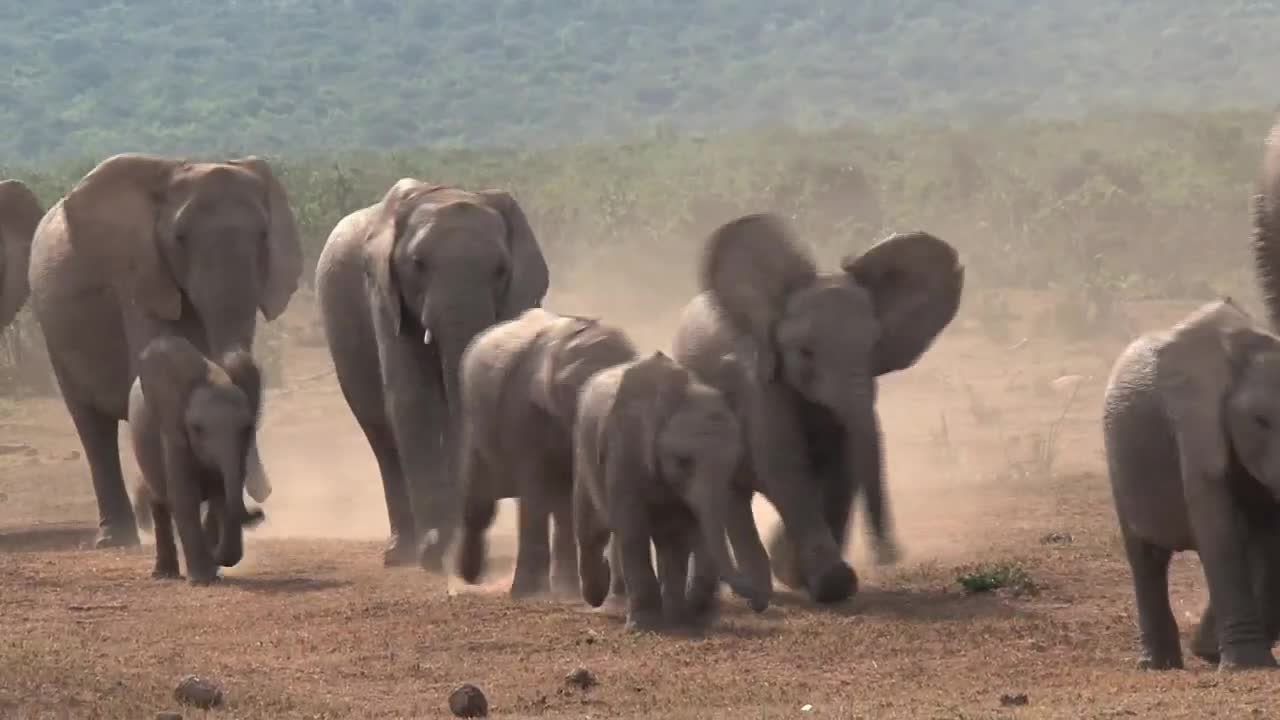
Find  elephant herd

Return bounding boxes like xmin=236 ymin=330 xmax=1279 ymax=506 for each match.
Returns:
xmin=0 ymin=117 xmax=1276 ymax=660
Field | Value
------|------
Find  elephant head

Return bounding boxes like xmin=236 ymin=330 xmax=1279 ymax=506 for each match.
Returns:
xmin=365 ymin=179 xmax=549 ymax=458
xmin=1251 ymin=117 xmax=1280 ymax=333
xmin=611 ymin=351 xmax=769 ymax=612
xmin=137 ymin=336 xmax=265 ymax=567
xmin=0 ymin=179 xmax=43 ymax=330
xmin=701 ymin=213 xmax=963 ymax=568
xmin=60 ymin=153 xmax=302 ymax=355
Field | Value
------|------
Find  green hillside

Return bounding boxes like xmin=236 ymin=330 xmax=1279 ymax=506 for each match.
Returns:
xmin=2 ymin=0 xmax=1278 ymax=161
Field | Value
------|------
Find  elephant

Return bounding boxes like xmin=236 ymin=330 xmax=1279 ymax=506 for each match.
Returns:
xmin=455 ymin=307 xmax=637 ymax=598
xmin=27 ymin=153 xmax=301 ymax=549
xmin=572 ymin=351 xmax=770 ymax=631
xmin=1250 ymin=117 xmax=1280 ymax=332
xmin=1 ymin=179 xmax=43 ymax=332
xmin=315 ymin=179 xmax=549 ymax=570
xmin=127 ymin=335 xmax=266 ymax=585
xmin=670 ymin=213 xmax=964 ymax=604
xmin=1103 ymin=298 xmax=1280 ymax=670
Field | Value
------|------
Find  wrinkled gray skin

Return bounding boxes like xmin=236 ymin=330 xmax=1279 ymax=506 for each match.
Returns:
xmin=28 ymin=154 xmax=299 ymax=549
xmin=1104 ymin=299 xmax=1280 ymax=671
xmin=315 ymin=180 xmax=549 ymax=571
xmin=0 ymin=180 xmax=43 ymax=332
xmin=671 ymin=214 xmax=964 ymax=604
xmin=127 ymin=336 xmax=265 ymax=585
xmin=573 ymin=351 xmax=770 ymax=632
xmin=455 ymin=308 xmax=638 ymax=598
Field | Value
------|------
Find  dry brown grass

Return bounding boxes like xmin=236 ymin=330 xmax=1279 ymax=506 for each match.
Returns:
xmin=2 ymin=291 xmax=1279 ymax=719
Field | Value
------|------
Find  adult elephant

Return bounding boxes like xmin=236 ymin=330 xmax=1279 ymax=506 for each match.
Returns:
xmin=315 ymin=179 xmax=548 ymax=570
xmin=1 ymin=179 xmax=43 ymax=331
xmin=671 ymin=214 xmax=964 ymax=603
xmin=28 ymin=153 xmax=303 ymax=548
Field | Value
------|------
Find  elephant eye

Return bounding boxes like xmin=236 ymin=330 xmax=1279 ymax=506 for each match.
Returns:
xmin=798 ymin=347 xmax=814 ymax=362
xmin=493 ymin=264 xmax=507 ymax=281
xmin=1256 ymin=414 xmax=1272 ymax=430
xmin=412 ymin=256 xmax=427 ymax=273
xmin=674 ymin=454 xmax=694 ymax=474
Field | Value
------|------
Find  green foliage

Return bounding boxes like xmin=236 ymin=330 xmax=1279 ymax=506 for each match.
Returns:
xmin=956 ymin=561 xmax=1038 ymax=596
xmin=2 ymin=1 xmax=1279 ymax=162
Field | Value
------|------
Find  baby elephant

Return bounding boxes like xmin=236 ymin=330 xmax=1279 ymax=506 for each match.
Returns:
xmin=456 ymin=308 xmax=637 ymax=598
xmin=574 ymin=351 xmax=769 ymax=631
xmin=1104 ymin=299 xmax=1280 ymax=670
xmin=128 ymin=336 xmax=267 ymax=585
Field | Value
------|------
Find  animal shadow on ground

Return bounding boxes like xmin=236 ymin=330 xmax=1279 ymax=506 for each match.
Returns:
xmin=219 ymin=575 xmax=351 ymax=594
xmin=764 ymin=584 xmax=1034 ymax=623
xmin=0 ymin=522 xmax=99 ymax=553
xmin=584 ymin=595 xmax=783 ymax=640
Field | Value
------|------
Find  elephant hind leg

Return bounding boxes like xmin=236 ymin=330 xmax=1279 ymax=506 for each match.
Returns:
xmin=510 ymin=463 xmax=556 ymax=599
xmin=1122 ymin=531 xmax=1182 ymax=670
xmin=62 ymin=393 xmax=138 ymax=548
xmin=549 ymin=479 xmax=580 ymax=598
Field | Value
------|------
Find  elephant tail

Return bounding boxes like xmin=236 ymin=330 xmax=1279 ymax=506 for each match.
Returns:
xmin=130 ymin=479 xmax=154 ymax=534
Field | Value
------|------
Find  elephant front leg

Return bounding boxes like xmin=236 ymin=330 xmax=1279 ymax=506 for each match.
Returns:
xmin=172 ymin=495 xmax=219 ymax=585
xmin=150 ymin=502 xmax=181 ymax=580
xmin=63 ymin=398 xmax=139 ymax=548
xmin=1188 ymin=482 xmax=1277 ymax=669
xmin=1121 ymin=532 xmax=1183 ymax=669
xmin=611 ymin=506 xmax=663 ymax=632
xmin=724 ymin=483 xmax=771 ymax=596
xmin=382 ymin=342 xmax=454 ymax=573
xmin=685 ymin=536 xmax=722 ymax=628
xmin=573 ymin=480 xmax=611 ymax=608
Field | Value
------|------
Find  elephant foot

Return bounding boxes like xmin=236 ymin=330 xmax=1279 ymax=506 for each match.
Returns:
xmin=873 ymin=537 xmax=902 ymax=567
xmin=95 ymin=524 xmax=140 ymax=549
xmin=382 ymin=534 xmax=419 ymax=567
xmin=809 ymin=562 xmax=858 ymax=604
xmin=1190 ymin=622 xmax=1221 ymax=666
xmin=187 ymin=569 xmax=221 ymax=586
xmin=455 ymin=531 xmax=487 ymax=584
xmin=1218 ymin=642 xmax=1278 ymax=671
xmin=1136 ymin=652 xmax=1184 ymax=671
xmin=417 ymin=530 xmax=450 ymax=574
xmin=151 ymin=566 xmax=182 ymax=580
xmin=686 ymin=589 xmax=721 ymax=628
xmin=624 ymin=608 xmax=664 ymax=633
xmin=509 ymin=574 xmax=550 ymax=600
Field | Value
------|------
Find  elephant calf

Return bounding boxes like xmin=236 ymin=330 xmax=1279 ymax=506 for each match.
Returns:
xmin=456 ymin=308 xmax=637 ymax=598
xmin=128 ymin=336 xmax=268 ymax=585
xmin=1104 ymin=299 xmax=1280 ymax=670
xmin=573 ymin=351 xmax=769 ymax=631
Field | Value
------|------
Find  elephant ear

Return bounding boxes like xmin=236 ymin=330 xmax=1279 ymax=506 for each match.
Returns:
xmin=61 ymin=153 xmax=183 ymax=321
xmin=842 ymin=230 xmax=965 ymax=376
xmin=1155 ymin=299 xmax=1263 ymax=482
xmin=700 ymin=213 xmax=817 ymax=380
xmin=477 ymin=189 xmax=550 ymax=320
xmin=610 ymin=352 xmax=691 ymax=477
xmin=538 ymin=317 xmax=637 ymax=422
xmin=218 ymin=348 xmax=264 ymax=422
xmin=364 ymin=179 xmax=445 ymax=334
xmin=228 ymin=157 xmax=303 ymax=322
xmin=136 ymin=336 xmax=215 ymax=441
xmin=0 ymin=180 xmax=44 ymax=329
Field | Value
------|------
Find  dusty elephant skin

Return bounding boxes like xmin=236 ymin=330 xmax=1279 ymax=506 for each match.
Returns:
xmin=128 ymin=336 xmax=267 ymax=585
xmin=1103 ymin=299 xmax=1280 ymax=671
xmin=315 ymin=179 xmax=549 ymax=571
xmin=572 ymin=351 xmax=769 ymax=632
xmin=671 ymin=213 xmax=964 ymax=604
xmin=454 ymin=308 xmax=637 ymax=598
xmin=26 ymin=153 xmax=301 ymax=549
xmin=0 ymin=179 xmax=43 ymax=333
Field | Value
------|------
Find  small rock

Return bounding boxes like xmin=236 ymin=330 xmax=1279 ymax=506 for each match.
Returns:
xmin=65 ymin=450 xmax=80 ymax=460
xmin=1040 ymin=531 xmax=1073 ymax=545
xmin=174 ymin=675 xmax=224 ymax=709
xmin=565 ymin=666 xmax=596 ymax=690
xmin=1000 ymin=692 xmax=1029 ymax=707
xmin=448 ymin=683 xmax=488 ymax=718
xmin=155 ymin=712 xmax=183 ymax=720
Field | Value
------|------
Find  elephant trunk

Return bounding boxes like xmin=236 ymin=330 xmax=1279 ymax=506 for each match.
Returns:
xmin=691 ymin=472 xmax=770 ymax=613
xmin=419 ymin=295 xmax=497 ymax=560
xmin=1252 ymin=123 xmax=1280 ymax=332
xmin=838 ymin=381 xmax=898 ymax=566
xmin=214 ymin=451 xmax=263 ymax=567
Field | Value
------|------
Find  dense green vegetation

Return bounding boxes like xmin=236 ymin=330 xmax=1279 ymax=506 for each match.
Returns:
xmin=2 ymin=1 xmax=1278 ymax=161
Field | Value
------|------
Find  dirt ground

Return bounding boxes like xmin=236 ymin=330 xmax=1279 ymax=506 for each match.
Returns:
xmin=3 ymin=288 xmax=1279 ymax=719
